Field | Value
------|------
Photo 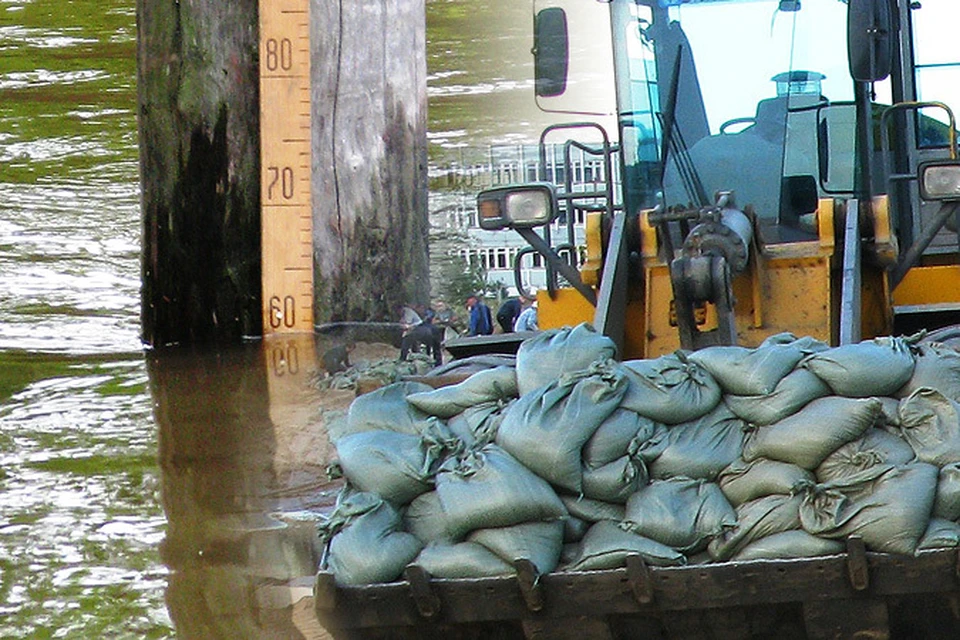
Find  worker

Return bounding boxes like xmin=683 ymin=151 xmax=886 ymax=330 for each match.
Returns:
xmin=465 ymin=295 xmax=493 ymax=336
xmin=514 ymin=298 xmax=538 ymax=332
xmin=399 ymin=305 xmax=443 ymax=366
xmin=496 ymin=295 xmax=523 ymax=333
xmin=398 ymin=303 xmax=422 ymax=332
xmin=322 ymin=341 xmax=355 ymax=376
xmin=434 ymin=300 xmax=453 ymax=323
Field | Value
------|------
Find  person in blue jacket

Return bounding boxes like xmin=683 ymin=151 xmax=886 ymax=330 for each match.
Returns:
xmin=465 ymin=295 xmax=493 ymax=336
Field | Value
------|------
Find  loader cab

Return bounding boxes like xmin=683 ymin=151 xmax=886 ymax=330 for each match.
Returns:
xmin=532 ymin=0 xmax=960 ymax=247
xmin=604 ymin=0 xmax=873 ymax=243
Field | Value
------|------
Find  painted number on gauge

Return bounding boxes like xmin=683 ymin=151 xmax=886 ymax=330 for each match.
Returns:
xmin=269 ymin=294 xmax=296 ymax=328
xmin=266 ymin=166 xmax=295 ymax=200
xmin=264 ymin=37 xmax=294 ymax=71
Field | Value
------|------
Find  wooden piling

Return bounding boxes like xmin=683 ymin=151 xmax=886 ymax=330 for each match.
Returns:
xmin=137 ymin=0 xmax=262 ymax=346
xmin=311 ymin=0 xmax=430 ymax=323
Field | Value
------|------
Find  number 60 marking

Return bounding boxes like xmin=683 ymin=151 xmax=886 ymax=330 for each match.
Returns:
xmin=269 ymin=295 xmax=296 ymax=328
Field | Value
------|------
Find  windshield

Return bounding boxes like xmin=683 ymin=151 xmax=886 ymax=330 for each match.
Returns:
xmin=666 ymin=0 xmax=856 ymax=134
xmin=613 ymin=0 xmax=886 ymax=232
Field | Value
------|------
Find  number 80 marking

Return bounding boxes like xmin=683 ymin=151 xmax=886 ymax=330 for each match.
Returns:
xmin=264 ymin=37 xmax=293 ymax=72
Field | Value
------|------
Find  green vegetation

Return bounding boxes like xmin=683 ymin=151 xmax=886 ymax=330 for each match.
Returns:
xmin=24 ymin=453 xmax=156 ymax=477
xmin=437 ymin=252 xmax=490 ymax=306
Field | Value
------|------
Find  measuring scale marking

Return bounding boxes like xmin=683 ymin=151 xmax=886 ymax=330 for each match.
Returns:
xmin=259 ymin=0 xmax=314 ymax=334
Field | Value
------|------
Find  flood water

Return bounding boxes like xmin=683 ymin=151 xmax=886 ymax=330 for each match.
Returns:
xmin=0 ymin=1 xmax=171 ymax=636
xmin=0 ymin=1 xmax=528 ymax=637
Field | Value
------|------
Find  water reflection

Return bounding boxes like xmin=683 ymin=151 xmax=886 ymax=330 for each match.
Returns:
xmin=150 ymin=335 xmax=343 ymax=639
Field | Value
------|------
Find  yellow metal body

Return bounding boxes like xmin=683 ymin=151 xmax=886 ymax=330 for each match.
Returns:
xmin=537 ymin=198 xmax=911 ymax=359
xmin=537 ymin=288 xmax=596 ymax=331
xmin=893 ymin=265 xmax=960 ymax=308
xmin=580 ymin=211 xmax=603 ymax=288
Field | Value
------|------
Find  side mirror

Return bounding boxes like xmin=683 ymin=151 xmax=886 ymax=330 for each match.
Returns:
xmin=533 ymin=7 xmax=569 ymax=98
xmin=847 ymin=0 xmax=893 ymax=82
xmin=816 ymin=103 xmax=858 ymax=194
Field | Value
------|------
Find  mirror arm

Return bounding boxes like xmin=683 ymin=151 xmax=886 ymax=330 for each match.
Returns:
xmin=516 ymin=227 xmax=596 ymax=306
xmin=890 ymin=201 xmax=960 ymax=289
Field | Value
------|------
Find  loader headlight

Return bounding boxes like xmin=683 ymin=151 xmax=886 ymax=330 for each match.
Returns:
xmin=919 ymin=160 xmax=960 ymax=202
xmin=477 ymin=184 xmax=558 ymax=230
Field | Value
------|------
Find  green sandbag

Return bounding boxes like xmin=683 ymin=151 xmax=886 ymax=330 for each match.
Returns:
xmin=319 ymin=491 xmax=424 ymax=586
xmin=800 ymin=336 xmax=916 ymax=398
xmin=515 ymin=323 xmax=618 ymax=396
xmin=798 ymin=462 xmax=938 ymax=555
xmin=619 ymin=352 xmax=722 ymax=424
xmin=582 ymin=409 xmax=661 ymax=469
xmin=559 ymin=494 xmax=626 ymax=523
xmin=876 ymin=396 xmax=902 ymax=427
xmin=707 ymin=493 xmax=803 ymax=561
xmin=403 ymin=491 xmax=460 ymax=544
xmin=497 ymin=362 xmax=627 ymax=493
xmin=640 ymin=403 xmax=746 ymax=481
xmin=447 ymin=399 xmax=511 ymax=448
xmin=742 ymin=396 xmax=882 ymax=469
xmin=687 ymin=343 xmax=804 ymax=396
xmin=815 ymin=427 xmax=915 ymax=485
xmin=468 ymin=520 xmax=565 ymax=575
xmin=412 ymin=542 xmax=514 ymax=578
xmin=759 ymin=332 xmax=830 ymax=354
xmin=581 ymin=455 xmax=646 ymax=504
xmin=917 ymin=518 xmax=960 ymax=552
xmin=560 ymin=542 xmax=580 ymax=567
xmin=731 ymin=530 xmax=845 ymax=561
xmin=723 ymin=368 xmax=831 ymax=426
xmin=933 ymin=462 xmax=960 ymax=521
xmin=897 ymin=341 xmax=960 ymax=401
xmin=333 ymin=430 xmax=432 ymax=505
xmin=564 ymin=520 xmax=687 ymax=571
xmin=899 ymin=387 xmax=960 ymax=466
xmin=429 ymin=354 xmax=516 ymax=377
xmin=624 ymin=478 xmax=736 ymax=553
xmin=339 ymin=381 xmax=435 ymax=438
xmin=717 ymin=458 xmax=814 ymax=506
xmin=435 ymin=445 xmax=567 ymax=539
xmin=333 ymin=422 xmax=461 ymax=505
xmin=406 ymin=366 xmax=519 ymax=418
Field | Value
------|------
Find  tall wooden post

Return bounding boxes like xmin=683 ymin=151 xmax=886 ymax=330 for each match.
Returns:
xmin=311 ymin=0 xmax=430 ymax=323
xmin=138 ymin=0 xmax=429 ymax=345
xmin=137 ymin=1 xmax=262 ymax=346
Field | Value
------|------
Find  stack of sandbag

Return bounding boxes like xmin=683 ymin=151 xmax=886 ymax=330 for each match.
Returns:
xmin=718 ymin=333 xmax=946 ymax=559
xmin=321 ymin=358 xmax=569 ymax=584
xmin=318 ymin=323 xmax=960 ymax=586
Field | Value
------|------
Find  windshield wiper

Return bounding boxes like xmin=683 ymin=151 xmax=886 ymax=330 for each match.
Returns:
xmin=660 ymin=45 xmax=709 ymax=208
